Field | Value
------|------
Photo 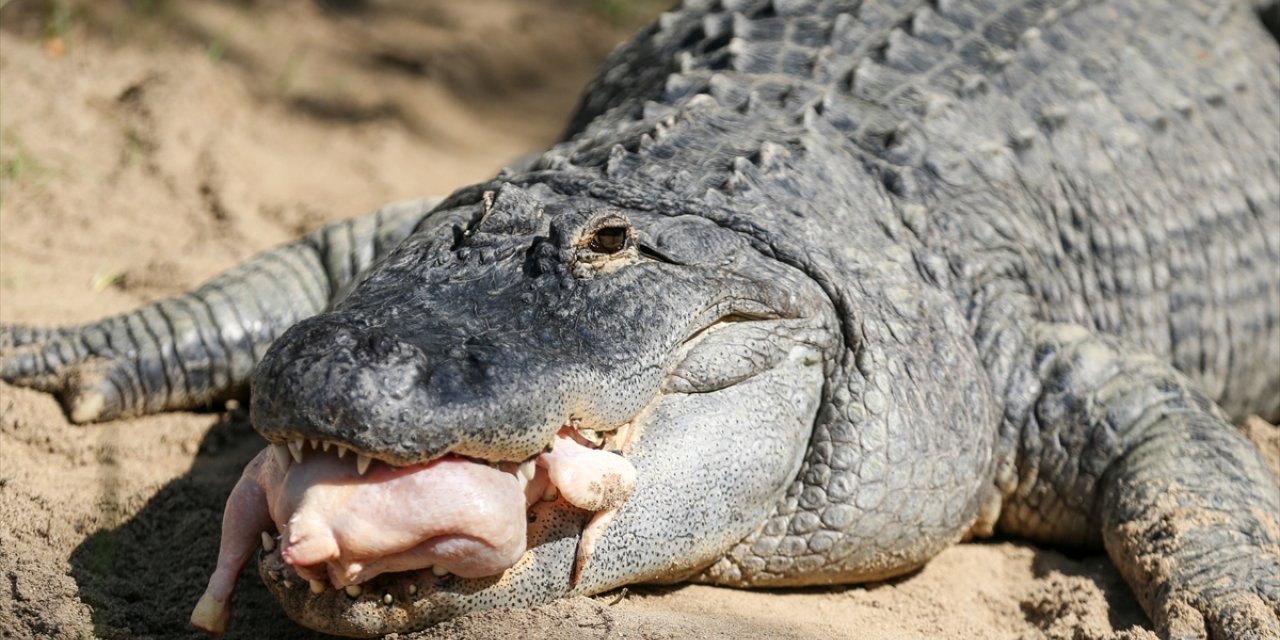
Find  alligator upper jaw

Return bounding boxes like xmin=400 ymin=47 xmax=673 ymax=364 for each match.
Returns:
xmin=190 ymin=426 xmax=638 ymax=637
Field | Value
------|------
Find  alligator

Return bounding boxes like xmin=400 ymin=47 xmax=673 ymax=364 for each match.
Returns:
xmin=2 ymin=0 xmax=1278 ymax=637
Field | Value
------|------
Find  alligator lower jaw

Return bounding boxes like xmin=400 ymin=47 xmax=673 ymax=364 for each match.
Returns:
xmin=191 ymin=426 xmax=638 ymax=636
xmin=255 ymin=497 xmax=592 ymax=638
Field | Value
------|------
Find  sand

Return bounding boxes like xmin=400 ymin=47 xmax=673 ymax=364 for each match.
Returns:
xmin=0 ymin=2 xmax=1274 ymax=639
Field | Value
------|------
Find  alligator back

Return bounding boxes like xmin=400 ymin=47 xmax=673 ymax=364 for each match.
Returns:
xmin=558 ymin=0 xmax=1280 ymax=419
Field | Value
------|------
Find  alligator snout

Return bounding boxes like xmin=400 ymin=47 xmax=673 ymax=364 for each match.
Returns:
xmin=249 ymin=311 xmax=571 ymax=466
xmin=263 ymin=318 xmax=433 ymax=404
xmin=251 ymin=317 xmax=432 ymax=452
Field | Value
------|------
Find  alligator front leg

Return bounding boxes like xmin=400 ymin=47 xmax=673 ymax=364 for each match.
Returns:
xmin=999 ymin=323 xmax=1279 ymax=639
xmin=0 ymin=198 xmax=438 ymax=422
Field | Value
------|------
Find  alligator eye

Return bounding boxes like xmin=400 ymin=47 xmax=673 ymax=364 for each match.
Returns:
xmin=588 ymin=226 xmax=629 ymax=254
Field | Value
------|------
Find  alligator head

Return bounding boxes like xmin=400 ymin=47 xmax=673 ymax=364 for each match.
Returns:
xmin=189 ymin=181 xmax=839 ymax=636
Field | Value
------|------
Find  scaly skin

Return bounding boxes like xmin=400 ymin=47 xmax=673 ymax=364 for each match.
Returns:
xmin=3 ymin=0 xmax=1278 ymax=637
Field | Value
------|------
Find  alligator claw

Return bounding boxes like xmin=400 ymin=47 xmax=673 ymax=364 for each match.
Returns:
xmin=0 ymin=320 xmax=162 ymax=422
xmin=1154 ymin=584 xmax=1280 ymax=640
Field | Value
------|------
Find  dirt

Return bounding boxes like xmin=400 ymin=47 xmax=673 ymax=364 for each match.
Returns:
xmin=0 ymin=2 xmax=1272 ymax=639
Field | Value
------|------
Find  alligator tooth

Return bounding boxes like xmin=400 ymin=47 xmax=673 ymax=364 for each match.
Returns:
xmin=288 ymin=439 xmax=304 ymax=464
xmin=542 ymin=485 xmax=559 ymax=502
xmin=356 ymin=454 xmax=372 ymax=476
xmin=345 ymin=585 xmax=362 ymax=598
xmin=272 ymin=444 xmax=291 ymax=469
xmin=407 ymin=584 xmax=417 ymax=595
xmin=309 ymin=579 xmax=326 ymax=594
xmin=309 ymin=439 xmax=319 ymax=450
xmin=268 ymin=570 xmax=281 ymax=582
xmin=260 ymin=531 xmax=276 ymax=553
xmin=579 ymin=428 xmax=603 ymax=446
xmin=322 ymin=441 xmax=331 ymax=452
xmin=336 ymin=445 xmax=348 ymax=459
xmin=382 ymin=593 xmax=393 ymax=605
xmin=281 ymin=580 xmax=294 ymax=589
xmin=432 ymin=565 xmax=450 ymax=577
xmin=518 ymin=459 xmax=537 ymax=482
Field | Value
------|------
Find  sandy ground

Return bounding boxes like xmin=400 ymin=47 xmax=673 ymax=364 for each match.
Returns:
xmin=0 ymin=2 xmax=1275 ymax=639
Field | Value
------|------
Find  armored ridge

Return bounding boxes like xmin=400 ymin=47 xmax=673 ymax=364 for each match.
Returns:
xmin=549 ymin=0 xmax=1280 ymax=421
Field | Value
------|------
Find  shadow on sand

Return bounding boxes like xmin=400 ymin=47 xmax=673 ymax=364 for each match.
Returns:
xmin=68 ymin=410 xmax=329 ymax=640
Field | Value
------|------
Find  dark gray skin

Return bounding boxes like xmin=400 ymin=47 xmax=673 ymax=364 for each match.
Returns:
xmin=3 ymin=0 xmax=1279 ymax=638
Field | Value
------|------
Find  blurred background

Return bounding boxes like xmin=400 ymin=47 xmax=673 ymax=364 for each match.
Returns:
xmin=0 ymin=0 xmax=665 ymax=322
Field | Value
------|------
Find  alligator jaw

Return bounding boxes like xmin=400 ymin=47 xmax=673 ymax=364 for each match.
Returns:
xmin=191 ymin=428 xmax=636 ymax=637
xmin=256 ymin=496 xmax=592 ymax=637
